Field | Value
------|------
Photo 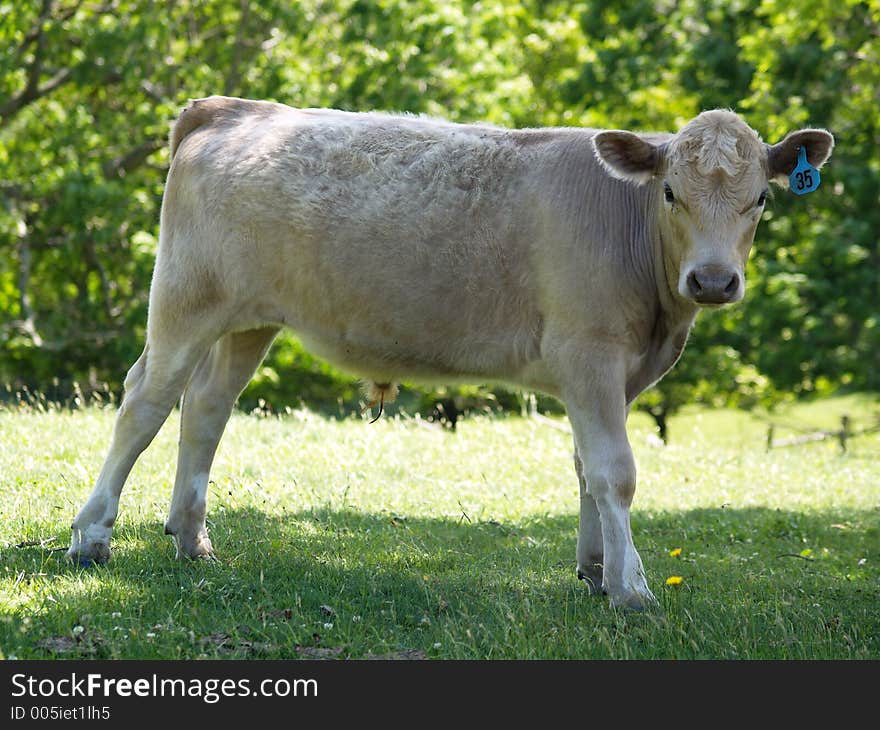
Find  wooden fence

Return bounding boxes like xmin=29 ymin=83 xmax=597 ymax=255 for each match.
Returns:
xmin=764 ymin=414 xmax=880 ymax=452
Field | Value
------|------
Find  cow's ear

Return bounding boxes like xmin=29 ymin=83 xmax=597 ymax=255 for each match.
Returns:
xmin=592 ymin=131 xmax=661 ymax=185
xmin=767 ymin=128 xmax=835 ymax=186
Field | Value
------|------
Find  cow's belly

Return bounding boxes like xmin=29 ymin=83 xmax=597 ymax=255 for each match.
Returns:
xmin=293 ymin=333 xmax=560 ymax=402
xmin=297 ymin=330 xmax=483 ymax=383
xmin=287 ymin=310 xmax=545 ymax=386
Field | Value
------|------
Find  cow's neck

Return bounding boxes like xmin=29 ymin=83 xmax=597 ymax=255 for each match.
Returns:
xmin=624 ymin=210 xmax=699 ymax=405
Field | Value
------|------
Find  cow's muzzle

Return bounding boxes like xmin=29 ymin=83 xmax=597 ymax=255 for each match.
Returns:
xmin=685 ymin=265 xmax=742 ymax=305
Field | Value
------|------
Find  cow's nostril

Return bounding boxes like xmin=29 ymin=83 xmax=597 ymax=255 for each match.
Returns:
xmin=724 ymin=273 xmax=739 ymax=294
xmin=686 ymin=271 xmax=702 ymax=295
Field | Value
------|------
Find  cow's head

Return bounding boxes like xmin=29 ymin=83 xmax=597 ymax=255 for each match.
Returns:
xmin=592 ymin=110 xmax=834 ymax=307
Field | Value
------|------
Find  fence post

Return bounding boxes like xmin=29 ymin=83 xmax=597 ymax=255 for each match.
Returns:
xmin=766 ymin=425 xmax=774 ymax=451
xmin=838 ymin=414 xmax=850 ymax=453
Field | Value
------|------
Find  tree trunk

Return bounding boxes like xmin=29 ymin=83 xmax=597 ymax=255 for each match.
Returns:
xmin=650 ymin=407 xmax=669 ymax=444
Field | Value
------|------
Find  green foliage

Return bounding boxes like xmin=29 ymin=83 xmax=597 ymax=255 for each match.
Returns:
xmin=1 ymin=0 xmax=877 ymax=425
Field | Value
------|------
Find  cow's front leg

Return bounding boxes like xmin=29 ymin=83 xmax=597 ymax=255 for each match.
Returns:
xmin=574 ymin=449 xmax=604 ymax=595
xmin=564 ymin=366 xmax=656 ymax=610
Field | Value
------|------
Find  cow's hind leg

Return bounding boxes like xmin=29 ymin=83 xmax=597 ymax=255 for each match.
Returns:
xmin=574 ymin=449 xmax=604 ymax=595
xmin=67 ymin=330 xmax=216 ymax=566
xmin=164 ymin=327 xmax=279 ymax=559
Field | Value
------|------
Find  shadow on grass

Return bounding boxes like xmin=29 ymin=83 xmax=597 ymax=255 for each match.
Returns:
xmin=2 ymin=504 xmax=878 ymax=659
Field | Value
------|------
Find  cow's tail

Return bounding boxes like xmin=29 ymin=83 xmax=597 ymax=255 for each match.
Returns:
xmin=169 ymin=96 xmax=235 ymax=159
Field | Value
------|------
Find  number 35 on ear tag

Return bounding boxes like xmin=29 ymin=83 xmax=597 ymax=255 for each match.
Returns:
xmin=790 ymin=146 xmax=820 ymax=195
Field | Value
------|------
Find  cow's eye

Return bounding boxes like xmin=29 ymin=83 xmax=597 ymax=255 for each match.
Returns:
xmin=756 ymin=190 xmax=768 ymax=207
xmin=663 ymin=183 xmax=675 ymax=204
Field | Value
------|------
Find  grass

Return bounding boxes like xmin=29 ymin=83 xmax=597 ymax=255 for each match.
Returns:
xmin=1 ymin=394 xmax=878 ymax=659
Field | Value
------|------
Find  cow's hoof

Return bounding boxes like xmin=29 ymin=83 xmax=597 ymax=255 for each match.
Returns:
xmin=608 ymin=589 xmax=660 ymax=613
xmin=577 ymin=566 xmax=605 ymax=596
xmin=67 ymin=542 xmax=111 ymax=567
xmin=189 ymin=547 xmax=217 ymax=562
xmin=170 ymin=531 xmax=215 ymax=561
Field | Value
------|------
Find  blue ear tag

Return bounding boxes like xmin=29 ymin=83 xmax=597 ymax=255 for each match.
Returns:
xmin=789 ymin=146 xmax=820 ymax=195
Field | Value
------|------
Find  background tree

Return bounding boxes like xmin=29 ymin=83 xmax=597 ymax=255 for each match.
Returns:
xmin=1 ymin=0 xmax=877 ymax=431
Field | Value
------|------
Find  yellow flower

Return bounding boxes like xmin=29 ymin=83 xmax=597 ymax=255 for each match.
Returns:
xmin=669 ymin=547 xmax=682 ymax=557
xmin=665 ymin=575 xmax=684 ymax=586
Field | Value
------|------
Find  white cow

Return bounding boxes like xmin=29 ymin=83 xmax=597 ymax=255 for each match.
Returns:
xmin=68 ymin=97 xmax=833 ymax=609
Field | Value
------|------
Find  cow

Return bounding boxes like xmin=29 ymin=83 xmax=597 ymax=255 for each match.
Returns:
xmin=67 ymin=96 xmax=833 ymax=609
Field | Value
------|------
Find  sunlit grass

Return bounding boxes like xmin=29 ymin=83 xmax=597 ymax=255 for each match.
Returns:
xmin=1 ymin=395 xmax=878 ymax=659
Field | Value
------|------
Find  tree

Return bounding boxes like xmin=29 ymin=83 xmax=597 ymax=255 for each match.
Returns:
xmin=1 ymin=0 xmax=877 ymax=427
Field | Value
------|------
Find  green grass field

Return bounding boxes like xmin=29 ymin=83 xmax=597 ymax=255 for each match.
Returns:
xmin=1 ymin=394 xmax=878 ymax=659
